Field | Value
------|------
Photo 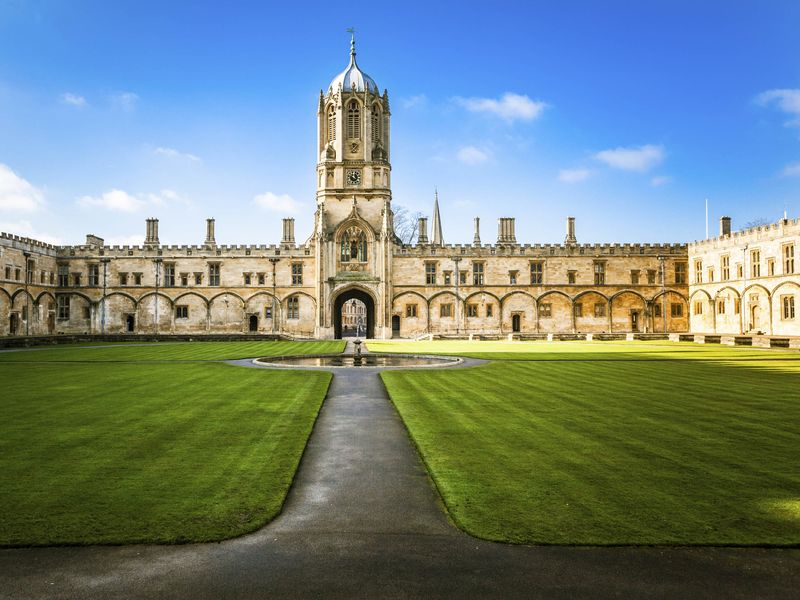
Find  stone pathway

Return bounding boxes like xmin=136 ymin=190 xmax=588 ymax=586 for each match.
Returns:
xmin=2 ymin=352 xmax=800 ymax=599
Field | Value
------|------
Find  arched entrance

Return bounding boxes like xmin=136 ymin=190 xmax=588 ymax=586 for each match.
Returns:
xmin=126 ymin=314 xmax=135 ymax=333
xmin=512 ymin=314 xmax=521 ymax=333
xmin=249 ymin=314 xmax=258 ymax=332
xmin=333 ymin=288 xmax=375 ymax=339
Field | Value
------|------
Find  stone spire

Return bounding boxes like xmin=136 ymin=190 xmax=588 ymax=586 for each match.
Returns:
xmin=431 ymin=187 xmax=443 ymax=246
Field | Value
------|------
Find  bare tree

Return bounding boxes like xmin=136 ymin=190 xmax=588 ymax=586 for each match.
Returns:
xmin=743 ymin=217 xmax=772 ymax=229
xmin=392 ymin=205 xmax=425 ymax=244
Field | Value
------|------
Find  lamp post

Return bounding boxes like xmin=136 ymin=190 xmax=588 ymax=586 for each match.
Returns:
xmin=742 ymin=244 xmax=748 ymax=333
xmin=100 ymin=258 xmax=110 ymax=335
xmin=452 ymin=256 xmax=462 ymax=335
xmin=23 ymin=251 xmax=31 ymax=336
xmin=269 ymin=258 xmax=279 ymax=334
xmin=154 ymin=258 xmax=162 ymax=335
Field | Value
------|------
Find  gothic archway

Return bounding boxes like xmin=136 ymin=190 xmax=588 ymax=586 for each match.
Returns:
xmin=333 ymin=287 xmax=375 ymax=339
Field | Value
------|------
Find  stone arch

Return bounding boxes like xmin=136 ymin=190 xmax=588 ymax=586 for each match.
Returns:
xmin=173 ymin=292 xmax=210 ymax=333
xmin=137 ymin=291 xmax=174 ymax=334
xmin=104 ymin=292 xmax=137 ymax=333
xmin=244 ymin=291 xmax=280 ymax=333
xmin=173 ymin=291 xmax=210 ymax=308
xmin=392 ymin=291 xmax=429 ymax=338
xmin=428 ymin=291 xmax=459 ymax=335
xmin=463 ymin=290 xmax=501 ymax=334
xmin=713 ymin=286 xmax=742 ymax=334
xmin=331 ymin=286 xmax=374 ymax=339
xmin=536 ymin=290 xmax=573 ymax=333
xmin=771 ymin=281 xmax=800 ymax=336
xmin=573 ymin=290 xmax=611 ymax=333
xmin=653 ymin=290 xmax=689 ymax=334
xmin=500 ymin=290 xmax=536 ymax=334
xmin=610 ymin=290 xmax=647 ymax=333
xmin=209 ymin=292 xmax=246 ymax=334
xmin=0 ymin=289 xmax=9 ymax=335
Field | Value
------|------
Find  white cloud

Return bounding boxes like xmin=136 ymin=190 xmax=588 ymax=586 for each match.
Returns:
xmin=558 ymin=168 xmax=591 ymax=183
xmin=456 ymin=93 xmax=547 ymax=123
xmin=154 ymin=147 xmax=201 ymax=162
xmin=0 ymin=220 xmax=61 ymax=245
xmin=756 ymin=89 xmax=800 ymax=126
xmin=146 ymin=189 xmax=191 ymax=207
xmin=650 ymin=175 xmax=673 ymax=187
xmin=0 ymin=164 xmax=45 ymax=212
xmin=111 ymin=91 xmax=139 ymax=112
xmin=77 ymin=189 xmax=145 ymax=213
xmin=61 ymin=92 xmax=87 ymax=108
xmin=457 ymin=146 xmax=490 ymax=165
xmin=104 ymin=234 xmax=144 ymax=247
xmin=253 ymin=191 xmax=301 ymax=214
xmin=594 ymin=144 xmax=665 ymax=172
xmin=782 ymin=162 xmax=800 ymax=177
xmin=400 ymin=94 xmax=427 ymax=109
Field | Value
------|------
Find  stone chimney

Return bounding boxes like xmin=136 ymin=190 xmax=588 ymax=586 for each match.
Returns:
xmin=565 ymin=216 xmax=577 ymax=245
xmin=144 ymin=218 xmax=159 ymax=246
xmin=497 ymin=217 xmax=516 ymax=244
xmin=282 ymin=218 xmax=295 ymax=244
xmin=417 ymin=217 xmax=429 ymax=244
xmin=720 ymin=216 xmax=731 ymax=237
xmin=85 ymin=234 xmax=104 ymax=247
xmin=473 ymin=217 xmax=481 ymax=245
xmin=205 ymin=218 xmax=216 ymax=246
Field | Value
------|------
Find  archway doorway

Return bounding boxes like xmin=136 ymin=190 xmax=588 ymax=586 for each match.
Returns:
xmin=249 ymin=314 xmax=258 ymax=332
xmin=391 ymin=315 xmax=400 ymax=337
xmin=512 ymin=314 xmax=521 ymax=333
xmin=333 ymin=288 xmax=375 ymax=339
xmin=9 ymin=313 xmax=18 ymax=335
xmin=126 ymin=314 xmax=135 ymax=333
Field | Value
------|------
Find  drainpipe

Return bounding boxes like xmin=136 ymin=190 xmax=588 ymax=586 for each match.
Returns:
xmin=23 ymin=251 xmax=31 ymax=336
xmin=154 ymin=258 xmax=162 ymax=336
xmin=452 ymin=256 xmax=461 ymax=335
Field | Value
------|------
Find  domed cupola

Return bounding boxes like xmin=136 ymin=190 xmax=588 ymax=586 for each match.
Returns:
xmin=328 ymin=35 xmax=379 ymax=94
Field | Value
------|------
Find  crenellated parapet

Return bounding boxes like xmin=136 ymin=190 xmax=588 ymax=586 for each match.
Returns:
xmin=396 ymin=241 xmax=687 ymax=258
xmin=689 ymin=217 xmax=800 ymax=249
xmin=56 ymin=242 xmax=314 ymax=259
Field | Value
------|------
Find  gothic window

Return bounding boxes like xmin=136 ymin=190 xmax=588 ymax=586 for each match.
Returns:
xmin=208 ymin=263 xmax=220 ymax=286
xmin=472 ymin=262 xmax=484 ymax=286
xmin=530 ymin=261 xmax=543 ymax=285
xmin=327 ymin=106 xmax=336 ymax=142
xmin=721 ymin=255 xmax=730 ymax=280
xmin=287 ymin=296 xmax=300 ymax=319
xmin=340 ymin=227 xmax=368 ymax=263
xmin=425 ymin=262 xmax=436 ymax=285
xmin=346 ymin=100 xmax=361 ymax=139
xmin=175 ymin=306 xmax=189 ymax=319
xmin=371 ymin=105 xmax=381 ymax=144
xmin=292 ymin=263 xmax=303 ymax=285
xmin=440 ymin=303 xmax=453 ymax=317
xmin=164 ymin=263 xmax=175 ymax=287
xmin=593 ymin=261 xmax=606 ymax=285
xmin=88 ymin=264 xmax=100 ymax=287
xmin=784 ymin=244 xmax=795 ymax=274
xmin=56 ymin=295 xmax=70 ymax=320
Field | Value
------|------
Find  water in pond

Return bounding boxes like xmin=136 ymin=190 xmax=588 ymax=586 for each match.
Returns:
xmin=254 ymin=354 xmax=460 ymax=368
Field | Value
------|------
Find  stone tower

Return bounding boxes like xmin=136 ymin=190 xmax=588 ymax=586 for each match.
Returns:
xmin=313 ymin=34 xmax=394 ymax=338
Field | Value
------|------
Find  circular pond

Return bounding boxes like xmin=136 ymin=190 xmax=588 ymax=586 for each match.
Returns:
xmin=253 ymin=354 xmax=461 ymax=369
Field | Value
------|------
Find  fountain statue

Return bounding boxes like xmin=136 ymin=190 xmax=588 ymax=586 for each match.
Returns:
xmin=353 ymin=339 xmax=363 ymax=366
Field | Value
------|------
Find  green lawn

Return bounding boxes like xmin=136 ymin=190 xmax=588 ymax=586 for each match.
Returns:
xmin=0 ymin=340 xmax=342 ymax=546
xmin=377 ymin=340 xmax=800 ymax=545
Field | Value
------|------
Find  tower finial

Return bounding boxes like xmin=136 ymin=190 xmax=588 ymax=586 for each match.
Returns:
xmin=346 ymin=27 xmax=356 ymax=56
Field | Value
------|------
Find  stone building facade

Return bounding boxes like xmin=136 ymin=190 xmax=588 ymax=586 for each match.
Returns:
xmin=0 ymin=38 xmax=694 ymax=339
xmin=688 ymin=216 xmax=800 ymax=336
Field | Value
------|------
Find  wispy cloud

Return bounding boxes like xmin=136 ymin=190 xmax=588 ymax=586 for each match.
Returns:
xmin=400 ymin=94 xmax=427 ymax=109
xmin=782 ymin=162 xmax=800 ymax=177
xmin=146 ymin=189 xmax=192 ymax=207
xmin=253 ymin=191 xmax=301 ymax=214
xmin=650 ymin=175 xmax=673 ymax=187
xmin=457 ymin=145 xmax=490 ymax=165
xmin=77 ymin=189 xmax=145 ymax=212
xmin=104 ymin=234 xmax=145 ymax=247
xmin=154 ymin=146 xmax=201 ymax=162
xmin=0 ymin=220 xmax=61 ymax=245
xmin=756 ymin=89 xmax=800 ymax=126
xmin=61 ymin=92 xmax=87 ymax=108
xmin=456 ymin=92 xmax=547 ymax=123
xmin=594 ymin=144 xmax=665 ymax=172
xmin=0 ymin=164 xmax=45 ymax=212
xmin=558 ymin=168 xmax=591 ymax=183
xmin=111 ymin=91 xmax=139 ymax=112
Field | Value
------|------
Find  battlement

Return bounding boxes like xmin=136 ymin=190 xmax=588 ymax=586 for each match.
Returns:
xmin=0 ymin=232 xmax=61 ymax=254
xmin=55 ymin=242 xmax=314 ymax=259
xmin=689 ymin=217 xmax=800 ymax=249
xmin=395 ymin=241 xmax=687 ymax=258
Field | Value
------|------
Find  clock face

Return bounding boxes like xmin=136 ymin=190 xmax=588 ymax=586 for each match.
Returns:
xmin=346 ymin=169 xmax=361 ymax=186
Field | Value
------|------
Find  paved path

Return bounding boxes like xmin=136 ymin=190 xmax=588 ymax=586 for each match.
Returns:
xmin=2 ymin=353 xmax=800 ymax=598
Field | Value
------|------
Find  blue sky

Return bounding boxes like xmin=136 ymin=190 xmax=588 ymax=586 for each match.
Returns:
xmin=0 ymin=0 xmax=798 ymax=246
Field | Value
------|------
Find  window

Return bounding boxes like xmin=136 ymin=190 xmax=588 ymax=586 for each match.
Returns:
xmin=340 ymin=227 xmax=367 ymax=263
xmin=287 ymin=296 xmax=300 ymax=319
xmin=346 ymin=100 xmax=361 ymax=139
xmin=751 ymin=250 xmax=761 ymax=277
xmin=574 ymin=303 xmax=583 ymax=318
xmin=50 ymin=272 xmax=55 ymax=285
xmin=717 ymin=300 xmax=726 ymax=314
xmin=784 ymin=244 xmax=795 ymax=274
xmin=264 ymin=306 xmax=272 ymax=319
xmin=459 ymin=271 xmax=467 ymax=285
xmin=208 ymin=263 xmax=220 ymax=286
xmin=134 ymin=273 xmax=142 ymax=286
xmin=593 ymin=261 xmax=605 ymax=285
xmin=327 ymin=106 xmax=336 ymax=142
xmin=767 ymin=258 xmax=775 ymax=277
xmin=734 ymin=298 xmax=741 ymax=314
xmin=472 ymin=263 xmax=484 ymax=285
xmin=467 ymin=304 xmax=478 ymax=318
xmin=694 ymin=260 xmax=703 ymax=283
xmin=258 ymin=273 xmax=265 ymax=285
xmin=653 ymin=303 xmax=662 ymax=317
xmin=567 ymin=270 xmax=576 ymax=284
xmin=630 ymin=270 xmax=639 ymax=285
xmin=736 ymin=263 xmax=743 ymax=278
xmin=425 ymin=262 xmax=436 ymax=285
xmin=195 ymin=273 xmax=203 ymax=285
xmin=405 ymin=304 xmax=418 ymax=318
xmin=72 ymin=273 xmax=81 ymax=286
xmin=164 ymin=263 xmax=175 ymax=287
xmin=440 ymin=303 xmax=453 ymax=317
xmin=694 ymin=301 xmax=703 ymax=315
xmin=26 ymin=259 xmax=34 ymax=284
xmin=671 ymin=303 xmax=684 ymax=317
xmin=244 ymin=273 xmax=252 ymax=285
xmin=14 ymin=267 xmax=20 ymax=281
xmin=443 ymin=271 xmax=452 ymax=285
xmin=530 ymin=261 xmax=543 ymax=285
xmin=539 ymin=303 xmax=552 ymax=318
xmin=181 ymin=274 xmax=189 ymax=286
xmin=40 ymin=270 xmax=46 ymax=284
xmin=58 ymin=265 xmax=69 ymax=287
xmin=509 ymin=270 xmax=518 ymax=285
xmin=675 ymin=262 xmax=687 ymax=284
xmin=119 ymin=272 xmax=128 ymax=286
xmin=56 ymin=295 xmax=70 ymax=320
xmin=647 ymin=269 xmax=656 ymax=285
xmin=782 ymin=295 xmax=795 ymax=320
xmin=707 ymin=267 xmax=714 ymax=283
xmin=292 ymin=263 xmax=303 ymax=285
xmin=3 ymin=265 xmax=9 ymax=279
xmin=486 ymin=304 xmax=494 ymax=317
xmin=721 ymin=255 xmax=730 ymax=281
xmin=371 ymin=106 xmax=381 ymax=144
xmin=175 ymin=305 xmax=189 ymax=319
xmin=594 ymin=303 xmax=606 ymax=317
xmin=88 ymin=264 xmax=100 ymax=286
